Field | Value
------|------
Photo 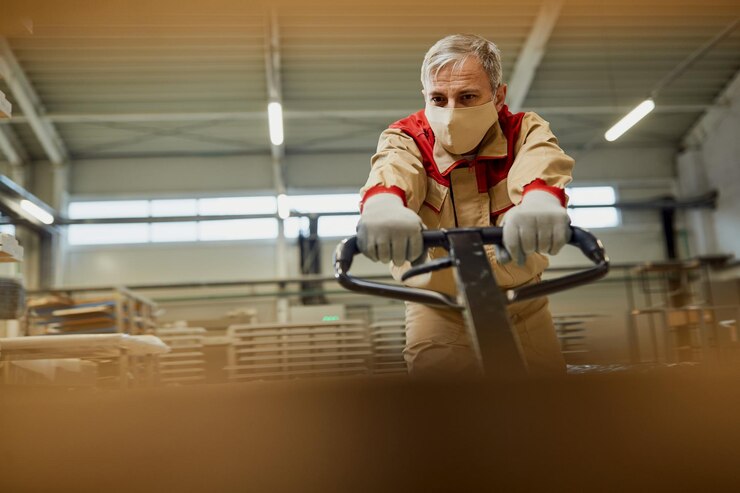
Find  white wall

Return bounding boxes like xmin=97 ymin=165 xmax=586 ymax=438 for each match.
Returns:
xmin=69 ymin=155 xmax=274 ymax=197
xmin=678 ymin=72 xmax=740 ymax=260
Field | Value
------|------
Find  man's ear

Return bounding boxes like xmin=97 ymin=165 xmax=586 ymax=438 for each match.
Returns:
xmin=495 ymin=84 xmax=507 ymax=111
xmin=421 ymin=88 xmax=426 ymax=102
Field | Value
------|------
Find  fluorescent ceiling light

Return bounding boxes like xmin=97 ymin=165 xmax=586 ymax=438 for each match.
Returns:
xmin=20 ymin=199 xmax=54 ymax=225
xmin=604 ymin=99 xmax=655 ymax=142
xmin=268 ymin=102 xmax=284 ymax=146
xmin=277 ymin=193 xmax=290 ymax=219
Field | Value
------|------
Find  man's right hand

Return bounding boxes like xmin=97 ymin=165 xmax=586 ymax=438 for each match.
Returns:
xmin=357 ymin=193 xmax=424 ymax=266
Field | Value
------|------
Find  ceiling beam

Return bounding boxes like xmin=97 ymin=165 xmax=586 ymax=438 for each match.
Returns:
xmin=506 ymin=0 xmax=564 ymax=112
xmin=0 ymin=37 xmax=68 ymax=165
xmin=1 ymin=104 xmax=713 ymax=125
xmin=0 ymin=78 xmax=29 ymax=183
xmin=0 ymin=125 xmax=28 ymax=166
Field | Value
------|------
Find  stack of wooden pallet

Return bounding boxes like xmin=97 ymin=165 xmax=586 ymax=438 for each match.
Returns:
xmin=28 ymin=297 xmax=117 ymax=335
xmin=26 ymin=288 xmax=157 ymax=336
xmin=155 ymin=326 xmax=206 ymax=385
xmin=226 ymin=320 xmax=373 ymax=382
xmin=552 ymin=314 xmax=599 ymax=359
xmin=369 ymin=320 xmax=407 ymax=375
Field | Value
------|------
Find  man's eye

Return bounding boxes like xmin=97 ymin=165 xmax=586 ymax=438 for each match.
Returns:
xmin=431 ymin=96 xmax=446 ymax=103
xmin=461 ymin=94 xmax=477 ymax=100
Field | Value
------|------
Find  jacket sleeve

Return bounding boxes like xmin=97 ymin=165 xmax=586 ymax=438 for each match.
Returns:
xmin=359 ymin=128 xmax=428 ymax=213
xmin=507 ymin=112 xmax=574 ymax=206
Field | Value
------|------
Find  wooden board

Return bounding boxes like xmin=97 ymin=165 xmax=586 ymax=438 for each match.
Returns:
xmin=47 ymin=315 xmax=115 ymax=328
xmin=28 ymin=295 xmax=75 ymax=310
xmin=52 ymin=305 xmax=113 ymax=318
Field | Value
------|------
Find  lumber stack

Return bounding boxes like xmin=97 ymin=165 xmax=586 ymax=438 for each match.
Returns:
xmin=26 ymin=288 xmax=157 ymax=336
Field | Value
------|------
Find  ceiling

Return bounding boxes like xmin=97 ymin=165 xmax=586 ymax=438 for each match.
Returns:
xmin=0 ymin=0 xmax=738 ymax=165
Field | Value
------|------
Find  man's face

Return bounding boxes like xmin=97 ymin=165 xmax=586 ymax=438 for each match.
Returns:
xmin=423 ymin=56 xmax=506 ymax=110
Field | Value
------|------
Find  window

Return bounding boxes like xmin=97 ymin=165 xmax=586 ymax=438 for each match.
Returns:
xmin=68 ymin=200 xmax=149 ymax=219
xmin=199 ymin=219 xmax=278 ymax=241
xmin=284 ymin=217 xmax=308 ymax=239
xmin=150 ymin=199 xmax=198 ymax=217
xmin=566 ymin=186 xmax=619 ymax=229
xmin=66 ymin=194 xmax=362 ymax=245
xmin=67 ymin=223 xmax=150 ymax=245
xmin=150 ymin=222 xmax=198 ymax=243
xmin=318 ymin=215 xmax=360 ymax=237
xmin=287 ymin=193 xmax=359 ymax=214
xmin=198 ymin=196 xmax=276 ymax=216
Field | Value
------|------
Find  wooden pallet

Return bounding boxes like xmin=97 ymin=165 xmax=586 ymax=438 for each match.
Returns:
xmin=370 ymin=320 xmax=407 ymax=375
xmin=155 ymin=327 xmax=206 ymax=384
xmin=226 ymin=320 xmax=372 ymax=382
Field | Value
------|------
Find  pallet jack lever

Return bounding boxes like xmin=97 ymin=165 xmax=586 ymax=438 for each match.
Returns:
xmin=400 ymin=257 xmax=454 ymax=282
xmin=335 ymin=226 xmax=608 ymax=376
xmin=334 ymin=226 xmax=609 ymax=308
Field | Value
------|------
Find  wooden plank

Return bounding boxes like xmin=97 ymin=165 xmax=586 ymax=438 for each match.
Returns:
xmin=52 ymin=305 xmax=113 ymax=317
xmin=235 ymin=350 xmax=372 ymax=363
xmin=235 ymin=342 xmax=372 ymax=355
xmin=372 ymin=329 xmax=405 ymax=336
xmin=227 ymin=320 xmax=364 ymax=333
xmin=48 ymin=315 xmax=115 ymax=328
xmin=159 ymin=351 xmax=205 ymax=359
xmin=230 ymin=327 xmax=366 ymax=338
xmin=373 ymin=336 xmax=405 ymax=342
xmin=160 ymin=367 xmax=206 ymax=375
xmin=27 ymin=295 xmax=75 ymax=310
xmin=160 ymin=360 xmax=206 ymax=368
xmin=232 ymin=335 xmax=366 ymax=347
xmin=229 ymin=358 xmax=367 ymax=372
xmin=228 ymin=366 xmax=368 ymax=381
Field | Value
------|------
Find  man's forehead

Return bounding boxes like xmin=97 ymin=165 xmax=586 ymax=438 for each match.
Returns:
xmin=425 ymin=57 xmax=488 ymax=91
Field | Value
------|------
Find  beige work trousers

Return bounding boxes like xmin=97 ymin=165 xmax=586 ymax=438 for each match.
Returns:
xmin=403 ymin=294 xmax=566 ymax=377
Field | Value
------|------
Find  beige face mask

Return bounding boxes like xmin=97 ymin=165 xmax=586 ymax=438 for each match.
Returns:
xmin=425 ymin=100 xmax=498 ymax=155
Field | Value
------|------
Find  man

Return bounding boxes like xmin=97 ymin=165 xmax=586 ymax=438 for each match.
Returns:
xmin=357 ymin=34 xmax=574 ymax=377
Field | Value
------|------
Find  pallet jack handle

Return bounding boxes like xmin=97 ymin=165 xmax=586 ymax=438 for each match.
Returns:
xmin=334 ymin=226 xmax=609 ymax=308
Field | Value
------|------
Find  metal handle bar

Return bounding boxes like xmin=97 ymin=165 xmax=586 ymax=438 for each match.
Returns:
xmin=333 ymin=226 xmax=609 ymax=308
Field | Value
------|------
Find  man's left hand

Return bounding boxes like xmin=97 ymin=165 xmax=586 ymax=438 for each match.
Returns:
xmin=497 ymin=190 xmax=571 ymax=265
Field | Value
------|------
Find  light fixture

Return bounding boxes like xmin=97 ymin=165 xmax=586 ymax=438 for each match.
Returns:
xmin=20 ymin=199 xmax=54 ymax=225
xmin=277 ymin=193 xmax=290 ymax=220
xmin=604 ymin=99 xmax=655 ymax=142
xmin=268 ymin=101 xmax=284 ymax=146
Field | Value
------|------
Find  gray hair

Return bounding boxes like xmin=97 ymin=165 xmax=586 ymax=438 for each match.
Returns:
xmin=421 ymin=34 xmax=503 ymax=91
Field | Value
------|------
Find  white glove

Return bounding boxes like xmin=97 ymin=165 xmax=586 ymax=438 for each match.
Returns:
xmin=498 ymin=190 xmax=571 ymax=265
xmin=357 ymin=193 xmax=424 ymax=266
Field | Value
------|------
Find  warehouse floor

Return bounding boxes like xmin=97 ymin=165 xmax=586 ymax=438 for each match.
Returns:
xmin=2 ymin=367 xmax=740 ymax=492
